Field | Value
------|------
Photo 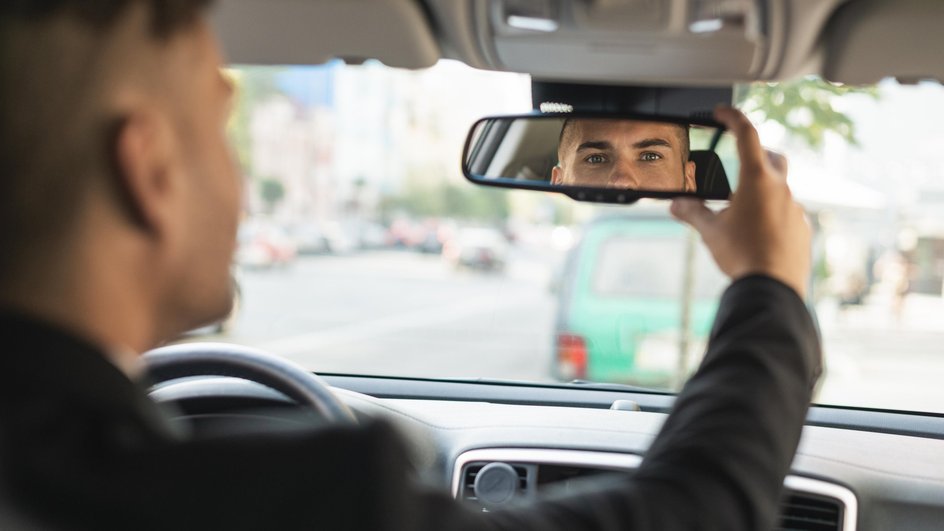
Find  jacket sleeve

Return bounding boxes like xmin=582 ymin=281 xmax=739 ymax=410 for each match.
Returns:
xmin=418 ymin=274 xmax=822 ymax=531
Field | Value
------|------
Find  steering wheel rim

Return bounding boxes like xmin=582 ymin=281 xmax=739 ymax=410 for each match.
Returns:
xmin=143 ymin=342 xmax=356 ymax=423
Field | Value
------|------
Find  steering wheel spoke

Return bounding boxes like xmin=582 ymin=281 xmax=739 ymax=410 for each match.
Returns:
xmin=143 ymin=343 xmax=356 ymax=424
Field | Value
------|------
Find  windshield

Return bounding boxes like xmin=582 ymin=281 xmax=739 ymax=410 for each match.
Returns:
xmin=187 ymin=60 xmax=944 ymax=414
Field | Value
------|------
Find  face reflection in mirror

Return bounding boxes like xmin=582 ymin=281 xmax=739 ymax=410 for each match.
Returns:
xmin=551 ymin=119 xmax=697 ymax=191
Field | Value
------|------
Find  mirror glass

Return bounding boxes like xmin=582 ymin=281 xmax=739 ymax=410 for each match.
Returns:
xmin=463 ymin=115 xmax=735 ymax=202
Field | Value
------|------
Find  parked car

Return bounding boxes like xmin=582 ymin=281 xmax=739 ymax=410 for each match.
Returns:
xmin=442 ymin=227 xmax=509 ymax=272
xmin=236 ymin=220 xmax=297 ymax=269
xmin=288 ymin=223 xmax=332 ymax=255
xmin=554 ymin=214 xmax=726 ymax=387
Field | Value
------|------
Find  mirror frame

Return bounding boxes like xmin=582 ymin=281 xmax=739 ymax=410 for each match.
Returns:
xmin=461 ymin=111 xmax=729 ymax=204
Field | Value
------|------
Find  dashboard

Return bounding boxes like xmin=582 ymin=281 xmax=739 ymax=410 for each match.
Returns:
xmin=151 ymin=374 xmax=944 ymax=531
xmin=453 ymin=448 xmax=855 ymax=530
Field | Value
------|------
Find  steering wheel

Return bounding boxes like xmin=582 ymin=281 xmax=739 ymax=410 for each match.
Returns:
xmin=143 ymin=342 xmax=356 ymax=424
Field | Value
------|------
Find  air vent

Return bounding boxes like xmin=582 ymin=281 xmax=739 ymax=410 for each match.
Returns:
xmin=776 ymin=491 xmax=843 ymax=531
xmin=460 ymin=462 xmax=529 ymax=506
xmin=453 ymin=451 xmax=855 ymax=530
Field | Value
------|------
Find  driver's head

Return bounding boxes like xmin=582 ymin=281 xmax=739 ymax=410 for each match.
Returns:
xmin=0 ymin=1 xmax=239 ymax=345
xmin=551 ymin=119 xmax=696 ymax=191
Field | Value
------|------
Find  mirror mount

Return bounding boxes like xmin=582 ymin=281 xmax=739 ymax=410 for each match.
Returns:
xmin=531 ymin=81 xmax=733 ymax=120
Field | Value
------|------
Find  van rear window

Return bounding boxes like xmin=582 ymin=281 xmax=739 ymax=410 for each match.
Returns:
xmin=591 ymin=235 xmax=726 ymax=299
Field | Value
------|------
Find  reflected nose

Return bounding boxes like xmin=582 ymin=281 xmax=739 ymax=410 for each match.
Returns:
xmin=609 ymin=160 xmax=640 ymax=188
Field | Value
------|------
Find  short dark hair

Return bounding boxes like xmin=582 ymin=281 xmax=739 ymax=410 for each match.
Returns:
xmin=1 ymin=1 xmax=212 ymax=38
xmin=0 ymin=0 xmax=214 ymax=280
xmin=557 ymin=118 xmax=691 ymax=165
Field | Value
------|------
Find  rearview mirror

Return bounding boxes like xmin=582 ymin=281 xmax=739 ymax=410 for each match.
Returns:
xmin=462 ymin=113 xmax=735 ymax=204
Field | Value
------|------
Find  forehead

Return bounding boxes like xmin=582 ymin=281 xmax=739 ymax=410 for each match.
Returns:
xmin=569 ymin=119 xmax=682 ymax=143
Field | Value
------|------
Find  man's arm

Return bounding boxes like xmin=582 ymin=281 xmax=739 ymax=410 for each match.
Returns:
xmin=405 ymin=274 xmax=819 ymax=531
xmin=410 ymin=106 xmax=821 ymax=531
xmin=635 ymin=276 xmax=820 ymax=530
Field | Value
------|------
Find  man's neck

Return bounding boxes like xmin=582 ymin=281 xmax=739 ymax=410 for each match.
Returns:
xmin=0 ymin=231 xmax=160 ymax=378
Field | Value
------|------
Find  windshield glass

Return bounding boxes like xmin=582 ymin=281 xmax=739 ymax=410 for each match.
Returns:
xmin=186 ymin=60 xmax=944 ymax=414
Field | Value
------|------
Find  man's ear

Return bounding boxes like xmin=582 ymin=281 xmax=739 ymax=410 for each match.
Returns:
xmin=683 ymin=160 xmax=697 ymax=192
xmin=551 ymin=165 xmax=563 ymax=185
xmin=111 ymin=111 xmax=176 ymax=238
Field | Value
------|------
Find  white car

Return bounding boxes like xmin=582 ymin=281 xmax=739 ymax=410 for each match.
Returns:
xmin=443 ymin=228 xmax=509 ymax=272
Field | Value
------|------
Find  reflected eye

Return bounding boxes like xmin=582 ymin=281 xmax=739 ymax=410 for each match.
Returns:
xmin=640 ymin=152 xmax=663 ymax=162
xmin=584 ymin=154 xmax=608 ymax=164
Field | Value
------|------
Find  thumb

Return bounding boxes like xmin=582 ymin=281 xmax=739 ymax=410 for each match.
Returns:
xmin=671 ymin=198 xmax=717 ymax=235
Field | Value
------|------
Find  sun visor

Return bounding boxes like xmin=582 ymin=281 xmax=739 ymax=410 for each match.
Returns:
xmin=822 ymin=0 xmax=944 ymax=85
xmin=459 ymin=0 xmax=773 ymax=85
xmin=211 ymin=0 xmax=440 ymax=69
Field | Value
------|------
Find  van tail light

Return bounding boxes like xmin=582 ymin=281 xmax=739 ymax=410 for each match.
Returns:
xmin=556 ymin=333 xmax=588 ymax=380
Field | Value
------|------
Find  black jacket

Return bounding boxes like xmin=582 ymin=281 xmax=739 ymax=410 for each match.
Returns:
xmin=0 ymin=275 xmax=820 ymax=530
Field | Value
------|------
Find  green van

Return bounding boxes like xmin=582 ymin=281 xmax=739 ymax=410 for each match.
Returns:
xmin=554 ymin=213 xmax=727 ymax=389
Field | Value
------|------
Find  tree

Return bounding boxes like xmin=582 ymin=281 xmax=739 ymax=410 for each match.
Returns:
xmin=226 ymin=67 xmax=287 ymax=176
xmin=736 ymin=77 xmax=879 ymax=150
xmin=259 ymin=178 xmax=286 ymax=214
xmin=379 ymin=177 xmax=510 ymax=222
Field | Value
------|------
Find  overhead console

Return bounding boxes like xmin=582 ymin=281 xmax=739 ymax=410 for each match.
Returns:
xmin=211 ymin=0 xmax=867 ymax=86
xmin=821 ymin=0 xmax=944 ymax=85
xmin=457 ymin=0 xmax=775 ymax=85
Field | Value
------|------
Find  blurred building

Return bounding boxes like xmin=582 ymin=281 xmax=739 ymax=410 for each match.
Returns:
xmin=243 ymin=60 xmax=531 ymax=227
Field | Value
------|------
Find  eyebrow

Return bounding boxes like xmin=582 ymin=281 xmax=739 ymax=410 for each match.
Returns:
xmin=632 ymin=138 xmax=673 ymax=149
xmin=575 ymin=141 xmax=614 ymax=152
xmin=575 ymin=138 xmax=674 ymax=153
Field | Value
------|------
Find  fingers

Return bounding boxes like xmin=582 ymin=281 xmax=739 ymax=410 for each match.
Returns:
xmin=713 ymin=106 xmax=771 ymax=186
xmin=671 ymin=198 xmax=717 ymax=236
xmin=766 ymin=149 xmax=788 ymax=177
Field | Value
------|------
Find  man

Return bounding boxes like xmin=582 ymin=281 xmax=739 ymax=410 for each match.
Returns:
xmin=551 ymin=118 xmax=697 ymax=191
xmin=0 ymin=1 xmax=818 ymax=530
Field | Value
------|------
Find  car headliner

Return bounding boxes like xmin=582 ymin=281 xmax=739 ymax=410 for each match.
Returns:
xmin=211 ymin=0 xmax=944 ymax=86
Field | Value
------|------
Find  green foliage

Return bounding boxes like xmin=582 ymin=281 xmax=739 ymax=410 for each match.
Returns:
xmin=227 ymin=68 xmax=286 ymax=176
xmin=552 ymin=199 xmax=575 ymax=226
xmin=259 ymin=178 xmax=286 ymax=212
xmin=381 ymin=178 xmax=510 ymax=222
xmin=736 ymin=78 xmax=879 ymax=150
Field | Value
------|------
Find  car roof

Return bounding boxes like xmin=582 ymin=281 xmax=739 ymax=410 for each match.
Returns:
xmin=213 ymin=0 xmax=944 ymax=86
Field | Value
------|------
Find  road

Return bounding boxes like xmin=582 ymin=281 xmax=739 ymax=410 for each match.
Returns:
xmin=211 ymin=251 xmax=559 ymax=382
xmin=815 ymin=294 xmax=944 ymax=412
xmin=190 ymin=251 xmax=944 ymax=414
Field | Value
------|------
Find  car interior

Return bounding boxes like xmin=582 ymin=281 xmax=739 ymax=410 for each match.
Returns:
xmin=145 ymin=1 xmax=944 ymax=530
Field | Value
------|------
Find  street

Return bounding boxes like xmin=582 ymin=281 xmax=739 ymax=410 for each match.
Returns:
xmin=815 ymin=294 xmax=944 ymax=412
xmin=215 ymin=251 xmax=558 ymax=382
xmin=190 ymin=251 xmax=944 ymax=414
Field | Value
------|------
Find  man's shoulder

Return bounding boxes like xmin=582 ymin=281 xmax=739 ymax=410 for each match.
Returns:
xmin=0 ymin=311 xmax=151 ymax=415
